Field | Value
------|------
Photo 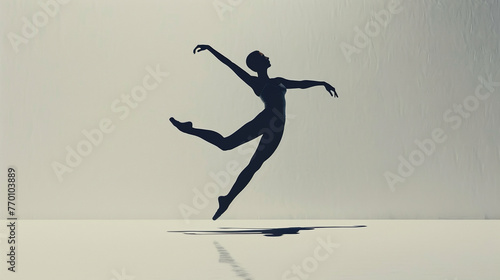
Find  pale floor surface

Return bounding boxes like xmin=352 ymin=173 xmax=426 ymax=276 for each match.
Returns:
xmin=0 ymin=220 xmax=498 ymax=280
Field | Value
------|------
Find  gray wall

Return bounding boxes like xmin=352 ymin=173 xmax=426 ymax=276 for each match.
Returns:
xmin=1 ymin=0 xmax=499 ymax=219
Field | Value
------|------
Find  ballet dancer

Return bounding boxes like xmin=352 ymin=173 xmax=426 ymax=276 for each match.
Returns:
xmin=170 ymin=44 xmax=338 ymax=220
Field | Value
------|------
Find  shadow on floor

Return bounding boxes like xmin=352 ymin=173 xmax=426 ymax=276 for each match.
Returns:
xmin=169 ymin=225 xmax=366 ymax=237
xmin=214 ymin=241 xmax=254 ymax=279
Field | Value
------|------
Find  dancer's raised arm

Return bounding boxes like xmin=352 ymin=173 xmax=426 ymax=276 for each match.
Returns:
xmin=193 ymin=44 xmax=254 ymax=87
xmin=275 ymin=77 xmax=338 ymax=97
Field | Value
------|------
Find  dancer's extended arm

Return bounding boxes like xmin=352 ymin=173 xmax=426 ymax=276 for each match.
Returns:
xmin=275 ymin=77 xmax=338 ymax=97
xmin=193 ymin=44 xmax=254 ymax=87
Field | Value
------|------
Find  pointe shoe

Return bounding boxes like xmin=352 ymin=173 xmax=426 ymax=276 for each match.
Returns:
xmin=212 ymin=196 xmax=231 ymax=220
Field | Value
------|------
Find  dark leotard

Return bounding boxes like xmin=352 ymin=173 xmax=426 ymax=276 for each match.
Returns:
xmin=258 ymin=80 xmax=287 ymax=115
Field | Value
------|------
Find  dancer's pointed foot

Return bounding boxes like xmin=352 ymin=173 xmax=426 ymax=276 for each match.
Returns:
xmin=212 ymin=196 xmax=231 ymax=220
xmin=169 ymin=117 xmax=193 ymax=133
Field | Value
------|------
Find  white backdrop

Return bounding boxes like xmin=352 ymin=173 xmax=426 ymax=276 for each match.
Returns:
xmin=1 ymin=0 xmax=499 ymax=220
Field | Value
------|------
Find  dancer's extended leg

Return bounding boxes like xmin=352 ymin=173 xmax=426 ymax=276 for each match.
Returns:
xmin=170 ymin=113 xmax=266 ymax=151
xmin=213 ymin=130 xmax=284 ymax=220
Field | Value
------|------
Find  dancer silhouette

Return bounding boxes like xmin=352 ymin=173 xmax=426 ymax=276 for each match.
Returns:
xmin=170 ymin=44 xmax=338 ymax=220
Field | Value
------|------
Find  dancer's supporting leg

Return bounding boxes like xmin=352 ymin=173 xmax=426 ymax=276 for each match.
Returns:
xmin=213 ymin=130 xmax=283 ymax=220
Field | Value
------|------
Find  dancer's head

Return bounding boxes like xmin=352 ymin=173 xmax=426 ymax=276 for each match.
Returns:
xmin=246 ymin=51 xmax=270 ymax=72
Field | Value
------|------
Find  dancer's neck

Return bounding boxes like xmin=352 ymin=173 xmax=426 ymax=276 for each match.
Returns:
xmin=257 ymin=71 xmax=269 ymax=80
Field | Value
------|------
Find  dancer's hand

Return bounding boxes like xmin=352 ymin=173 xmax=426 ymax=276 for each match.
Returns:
xmin=193 ymin=44 xmax=212 ymax=54
xmin=324 ymin=82 xmax=338 ymax=98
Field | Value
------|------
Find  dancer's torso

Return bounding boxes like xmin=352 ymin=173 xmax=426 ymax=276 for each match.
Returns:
xmin=257 ymin=79 xmax=287 ymax=114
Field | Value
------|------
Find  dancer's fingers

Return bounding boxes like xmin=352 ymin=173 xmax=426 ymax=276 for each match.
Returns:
xmin=326 ymin=88 xmax=333 ymax=97
xmin=193 ymin=45 xmax=204 ymax=54
xmin=193 ymin=44 xmax=209 ymax=54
